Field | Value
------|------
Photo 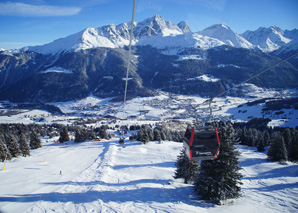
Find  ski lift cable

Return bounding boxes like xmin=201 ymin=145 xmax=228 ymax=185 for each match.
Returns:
xmin=123 ymin=0 xmax=136 ymax=116
xmin=119 ymin=0 xmax=136 ymax=143
xmin=202 ymin=52 xmax=298 ymax=118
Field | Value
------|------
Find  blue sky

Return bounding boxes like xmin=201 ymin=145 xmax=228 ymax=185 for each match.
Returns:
xmin=0 ymin=0 xmax=297 ymax=50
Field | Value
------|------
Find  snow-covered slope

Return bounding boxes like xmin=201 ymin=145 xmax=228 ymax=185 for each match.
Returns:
xmin=199 ymin=24 xmax=254 ymax=49
xmin=23 ymin=28 xmax=117 ymax=54
xmin=137 ymin=32 xmax=224 ymax=53
xmin=0 ymin=135 xmax=297 ymax=212
xmin=242 ymin=26 xmax=292 ymax=52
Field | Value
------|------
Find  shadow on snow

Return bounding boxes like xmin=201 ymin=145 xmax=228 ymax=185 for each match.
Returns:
xmin=0 ymin=186 xmax=215 ymax=209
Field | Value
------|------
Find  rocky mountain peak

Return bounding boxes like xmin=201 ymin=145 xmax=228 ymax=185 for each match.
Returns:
xmin=177 ymin=21 xmax=191 ymax=33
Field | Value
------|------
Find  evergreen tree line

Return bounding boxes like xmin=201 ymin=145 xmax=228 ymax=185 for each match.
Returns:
xmin=73 ymin=125 xmax=113 ymax=142
xmin=0 ymin=124 xmax=41 ymax=162
xmin=235 ymin=126 xmax=298 ymax=162
xmin=0 ymin=123 xmax=114 ymax=161
xmin=174 ymin=121 xmax=243 ymax=204
xmin=135 ymin=124 xmax=184 ymax=144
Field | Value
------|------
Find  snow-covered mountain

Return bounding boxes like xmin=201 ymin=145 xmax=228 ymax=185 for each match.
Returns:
xmin=0 ymin=48 xmax=5 ymax=52
xmin=1 ymin=14 xmax=297 ymax=103
xmin=21 ymin=15 xmax=297 ymax=55
xmin=242 ymin=26 xmax=292 ymax=52
xmin=199 ymin=24 xmax=254 ymax=49
xmin=24 ymin=15 xmax=189 ymax=54
xmin=23 ymin=28 xmax=116 ymax=54
xmin=23 ymin=15 xmax=224 ymax=55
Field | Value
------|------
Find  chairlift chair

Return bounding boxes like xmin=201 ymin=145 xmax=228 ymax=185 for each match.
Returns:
xmin=183 ymin=124 xmax=220 ymax=161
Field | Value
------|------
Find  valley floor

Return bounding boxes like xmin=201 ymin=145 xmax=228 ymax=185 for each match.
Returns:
xmin=0 ymin=136 xmax=298 ymax=213
xmin=1 ymin=88 xmax=298 ymax=128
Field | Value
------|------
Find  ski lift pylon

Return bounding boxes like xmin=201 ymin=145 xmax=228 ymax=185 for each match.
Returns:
xmin=183 ymin=124 xmax=220 ymax=161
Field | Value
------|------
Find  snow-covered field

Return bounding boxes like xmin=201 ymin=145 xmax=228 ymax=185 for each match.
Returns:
xmin=1 ymin=135 xmax=297 ymax=213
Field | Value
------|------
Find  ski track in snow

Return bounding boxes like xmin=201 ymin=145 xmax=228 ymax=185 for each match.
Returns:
xmin=1 ymin=138 xmax=298 ymax=213
xmin=24 ymin=139 xmax=199 ymax=213
xmin=238 ymin=146 xmax=298 ymax=213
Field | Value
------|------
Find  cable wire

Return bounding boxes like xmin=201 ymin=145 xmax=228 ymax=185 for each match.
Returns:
xmin=123 ymin=0 xmax=136 ymax=116
xmin=204 ymin=52 xmax=298 ymax=103
xmin=203 ymin=52 xmax=298 ymax=119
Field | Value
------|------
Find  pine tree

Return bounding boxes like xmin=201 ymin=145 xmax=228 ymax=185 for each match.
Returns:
xmin=288 ymin=130 xmax=298 ymax=162
xmin=7 ymin=133 xmax=21 ymax=157
xmin=30 ymin=130 xmax=42 ymax=149
xmin=19 ymin=132 xmax=30 ymax=157
xmin=160 ymin=130 xmax=166 ymax=140
xmin=282 ymin=128 xmax=292 ymax=150
xmin=194 ymin=122 xmax=243 ymax=204
xmin=142 ymin=131 xmax=149 ymax=144
xmin=154 ymin=129 xmax=161 ymax=141
xmin=174 ymin=149 xmax=199 ymax=184
xmin=99 ymin=128 xmax=109 ymax=140
xmin=74 ymin=127 xmax=88 ymax=142
xmin=263 ymin=131 xmax=270 ymax=146
xmin=0 ymin=139 xmax=11 ymax=162
xmin=257 ymin=138 xmax=265 ymax=152
xmin=137 ymin=128 xmax=144 ymax=141
xmin=267 ymin=135 xmax=287 ymax=162
xmin=59 ymin=127 xmax=70 ymax=143
xmin=247 ymin=129 xmax=256 ymax=147
xmin=148 ymin=128 xmax=154 ymax=141
xmin=87 ymin=129 xmax=96 ymax=140
xmin=239 ymin=128 xmax=248 ymax=145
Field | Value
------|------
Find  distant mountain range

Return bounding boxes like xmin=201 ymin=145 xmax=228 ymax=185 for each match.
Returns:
xmin=5 ymin=14 xmax=292 ymax=54
xmin=0 ymin=15 xmax=297 ymax=103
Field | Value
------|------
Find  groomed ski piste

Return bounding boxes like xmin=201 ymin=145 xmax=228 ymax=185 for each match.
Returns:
xmin=1 ymin=134 xmax=298 ymax=213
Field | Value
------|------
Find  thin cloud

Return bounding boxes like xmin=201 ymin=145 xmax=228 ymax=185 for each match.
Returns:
xmin=0 ymin=2 xmax=81 ymax=17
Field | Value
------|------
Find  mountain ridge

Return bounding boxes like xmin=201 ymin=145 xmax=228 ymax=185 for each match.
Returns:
xmin=14 ymin=14 xmax=297 ymax=55
xmin=242 ymin=26 xmax=292 ymax=52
